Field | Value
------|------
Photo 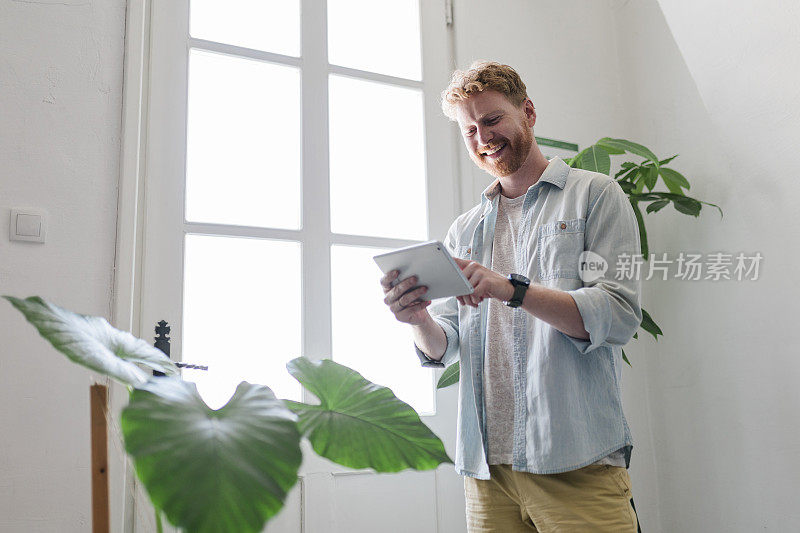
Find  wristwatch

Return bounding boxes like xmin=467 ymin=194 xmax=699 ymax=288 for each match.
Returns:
xmin=504 ymin=273 xmax=530 ymax=308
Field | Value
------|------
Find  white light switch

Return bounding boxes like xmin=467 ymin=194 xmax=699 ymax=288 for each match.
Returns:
xmin=16 ymin=214 xmax=41 ymax=237
xmin=10 ymin=208 xmax=47 ymax=243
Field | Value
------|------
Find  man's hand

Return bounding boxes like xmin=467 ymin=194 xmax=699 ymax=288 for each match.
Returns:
xmin=453 ymin=257 xmax=515 ymax=308
xmin=380 ymin=270 xmax=431 ymax=325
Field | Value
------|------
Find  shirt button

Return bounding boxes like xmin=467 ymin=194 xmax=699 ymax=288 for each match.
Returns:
xmin=560 ymin=222 xmax=567 ymax=229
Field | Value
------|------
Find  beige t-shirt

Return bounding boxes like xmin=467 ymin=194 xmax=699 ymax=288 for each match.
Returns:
xmin=484 ymin=192 xmax=626 ymax=467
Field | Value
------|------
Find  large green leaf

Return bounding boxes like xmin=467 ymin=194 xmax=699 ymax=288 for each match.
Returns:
xmin=284 ymin=357 xmax=453 ymax=472
xmin=643 ymin=166 xmax=659 ymax=191
xmin=571 ymin=147 xmax=588 ymax=168
xmin=121 ymin=378 xmax=302 ymax=533
xmin=436 ymin=361 xmax=460 ymax=389
xmin=597 ymin=137 xmax=660 ymax=167
xmin=3 ymin=295 xmax=178 ymax=386
xmin=579 ymin=145 xmax=611 ymax=175
xmin=658 ymin=167 xmax=690 ymax=194
xmin=672 ymin=196 xmax=702 ymax=217
xmin=594 ymin=140 xmax=625 ymax=155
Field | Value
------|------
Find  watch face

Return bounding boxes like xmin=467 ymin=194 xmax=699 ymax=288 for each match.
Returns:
xmin=508 ymin=273 xmax=530 ymax=286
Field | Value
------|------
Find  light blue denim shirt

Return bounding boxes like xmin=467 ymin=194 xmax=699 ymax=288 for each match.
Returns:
xmin=415 ymin=156 xmax=642 ymax=480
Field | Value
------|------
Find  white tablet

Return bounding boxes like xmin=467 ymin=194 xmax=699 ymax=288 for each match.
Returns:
xmin=373 ymin=240 xmax=474 ymax=301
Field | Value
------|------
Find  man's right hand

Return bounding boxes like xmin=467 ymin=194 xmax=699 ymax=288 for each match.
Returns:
xmin=380 ymin=270 xmax=431 ymax=326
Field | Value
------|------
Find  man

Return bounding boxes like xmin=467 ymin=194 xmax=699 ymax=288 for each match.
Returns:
xmin=379 ymin=61 xmax=642 ymax=532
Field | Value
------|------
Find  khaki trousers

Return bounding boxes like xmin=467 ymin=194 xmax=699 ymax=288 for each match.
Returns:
xmin=464 ymin=464 xmax=640 ymax=532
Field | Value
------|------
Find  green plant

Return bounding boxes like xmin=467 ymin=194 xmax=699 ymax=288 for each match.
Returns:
xmin=4 ymin=296 xmax=452 ymax=533
xmin=437 ymin=138 xmax=723 ymax=389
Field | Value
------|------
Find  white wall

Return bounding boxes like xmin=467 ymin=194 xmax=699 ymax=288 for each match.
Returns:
xmin=617 ymin=0 xmax=800 ymax=530
xmin=0 ymin=1 xmax=127 ymax=531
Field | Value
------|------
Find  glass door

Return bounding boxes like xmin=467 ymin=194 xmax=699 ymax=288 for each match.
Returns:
xmin=141 ymin=0 xmax=461 ymax=530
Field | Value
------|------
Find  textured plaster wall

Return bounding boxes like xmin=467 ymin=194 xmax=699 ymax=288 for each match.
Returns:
xmin=0 ymin=0 xmax=127 ymax=531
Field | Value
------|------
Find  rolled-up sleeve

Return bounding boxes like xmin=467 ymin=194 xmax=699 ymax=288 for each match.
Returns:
xmin=415 ymin=295 xmax=460 ymax=367
xmin=414 ymin=224 xmax=462 ymax=368
xmin=565 ymin=180 xmax=642 ymax=353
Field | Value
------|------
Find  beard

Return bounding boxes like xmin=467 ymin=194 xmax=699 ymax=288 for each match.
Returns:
xmin=470 ymin=124 xmax=533 ymax=178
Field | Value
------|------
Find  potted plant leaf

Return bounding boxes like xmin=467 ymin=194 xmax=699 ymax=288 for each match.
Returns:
xmin=4 ymin=296 xmax=452 ymax=533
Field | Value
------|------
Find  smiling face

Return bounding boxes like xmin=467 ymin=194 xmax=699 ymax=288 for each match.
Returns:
xmin=453 ymin=90 xmax=536 ymax=178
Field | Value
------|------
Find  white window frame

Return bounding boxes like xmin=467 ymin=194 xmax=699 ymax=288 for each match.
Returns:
xmin=114 ymin=1 xmax=458 ymax=529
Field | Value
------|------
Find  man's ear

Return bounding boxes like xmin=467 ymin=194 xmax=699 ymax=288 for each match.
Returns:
xmin=523 ymin=98 xmax=536 ymax=127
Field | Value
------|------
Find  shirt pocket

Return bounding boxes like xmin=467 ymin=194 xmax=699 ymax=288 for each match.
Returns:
xmin=537 ymin=218 xmax=586 ymax=281
xmin=454 ymin=244 xmax=473 ymax=260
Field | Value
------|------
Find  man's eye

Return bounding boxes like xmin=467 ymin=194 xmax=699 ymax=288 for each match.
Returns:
xmin=464 ymin=129 xmax=476 ymax=137
xmin=486 ymin=117 xmax=500 ymax=125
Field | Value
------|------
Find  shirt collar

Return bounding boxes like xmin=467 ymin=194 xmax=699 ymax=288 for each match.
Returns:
xmin=481 ymin=156 xmax=570 ymax=201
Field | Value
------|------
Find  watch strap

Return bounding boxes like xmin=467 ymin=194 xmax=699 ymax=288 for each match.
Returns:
xmin=507 ymin=282 xmax=527 ymax=308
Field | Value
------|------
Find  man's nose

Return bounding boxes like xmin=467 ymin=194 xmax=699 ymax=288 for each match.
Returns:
xmin=476 ymin=127 xmax=494 ymax=148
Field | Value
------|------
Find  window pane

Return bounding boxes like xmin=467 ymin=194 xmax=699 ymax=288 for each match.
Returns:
xmin=330 ymin=244 xmax=434 ymax=415
xmin=328 ymin=0 xmax=422 ymax=80
xmin=186 ymin=50 xmax=301 ymax=229
xmin=182 ymin=234 xmax=302 ymax=409
xmin=329 ymin=75 xmax=428 ymax=240
xmin=190 ymin=0 xmax=300 ymax=57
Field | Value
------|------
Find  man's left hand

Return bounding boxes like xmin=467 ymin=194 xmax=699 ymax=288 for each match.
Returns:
xmin=453 ymin=257 xmax=515 ymax=307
